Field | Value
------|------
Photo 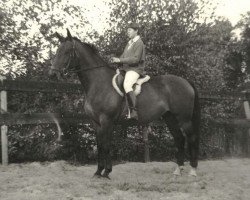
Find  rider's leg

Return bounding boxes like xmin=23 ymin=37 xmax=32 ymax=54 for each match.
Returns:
xmin=123 ymin=71 xmax=140 ymax=119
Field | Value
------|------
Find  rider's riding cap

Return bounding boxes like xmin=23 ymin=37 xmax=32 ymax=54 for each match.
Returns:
xmin=127 ymin=22 xmax=140 ymax=31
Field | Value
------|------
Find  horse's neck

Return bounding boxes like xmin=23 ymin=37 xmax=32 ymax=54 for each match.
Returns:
xmin=75 ymin=42 xmax=115 ymax=95
xmin=77 ymin=66 xmax=114 ymax=95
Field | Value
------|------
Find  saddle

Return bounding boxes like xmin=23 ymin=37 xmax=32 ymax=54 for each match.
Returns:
xmin=112 ymin=69 xmax=150 ymax=97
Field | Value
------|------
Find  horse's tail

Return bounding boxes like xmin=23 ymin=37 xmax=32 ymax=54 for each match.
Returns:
xmin=189 ymin=82 xmax=201 ymax=138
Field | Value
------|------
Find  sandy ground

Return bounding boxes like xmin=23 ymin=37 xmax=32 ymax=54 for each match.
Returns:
xmin=1 ymin=158 xmax=250 ymax=200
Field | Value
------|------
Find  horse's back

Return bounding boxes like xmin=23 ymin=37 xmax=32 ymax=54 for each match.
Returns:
xmin=137 ymin=74 xmax=195 ymax=123
xmin=147 ymin=73 xmax=192 ymax=88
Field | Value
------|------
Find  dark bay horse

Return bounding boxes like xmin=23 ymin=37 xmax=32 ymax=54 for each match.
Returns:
xmin=49 ymin=29 xmax=200 ymax=178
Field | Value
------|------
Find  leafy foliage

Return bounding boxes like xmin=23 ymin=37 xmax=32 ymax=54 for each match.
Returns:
xmin=0 ymin=0 xmax=95 ymax=79
xmin=0 ymin=0 xmax=249 ymax=163
xmin=99 ymin=0 xmax=235 ymax=91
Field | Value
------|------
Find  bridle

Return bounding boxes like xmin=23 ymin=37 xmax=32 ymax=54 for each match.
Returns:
xmin=62 ymin=40 xmax=81 ymax=75
xmin=53 ymin=39 xmax=114 ymax=76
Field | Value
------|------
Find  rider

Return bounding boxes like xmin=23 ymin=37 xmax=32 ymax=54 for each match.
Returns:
xmin=111 ymin=22 xmax=145 ymax=120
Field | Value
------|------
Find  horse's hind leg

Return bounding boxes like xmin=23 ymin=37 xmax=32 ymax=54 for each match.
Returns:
xmin=187 ymin=134 xmax=199 ymax=176
xmin=184 ymin=124 xmax=199 ymax=176
xmin=163 ymin=111 xmax=185 ymax=176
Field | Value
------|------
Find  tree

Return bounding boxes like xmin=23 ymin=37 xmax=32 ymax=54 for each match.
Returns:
xmin=224 ymin=11 xmax=250 ymax=89
xmin=237 ymin=12 xmax=250 ymax=76
xmin=0 ymin=0 xmax=96 ymax=80
xmin=0 ymin=0 xmax=98 ymax=163
xmin=99 ymin=0 xmax=234 ymax=91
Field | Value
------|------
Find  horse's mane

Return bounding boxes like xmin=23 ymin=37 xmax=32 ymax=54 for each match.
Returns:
xmin=71 ymin=36 xmax=114 ymax=70
xmin=72 ymin=37 xmax=99 ymax=54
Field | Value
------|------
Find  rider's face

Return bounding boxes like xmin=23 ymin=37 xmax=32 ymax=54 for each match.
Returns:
xmin=127 ymin=28 xmax=138 ymax=39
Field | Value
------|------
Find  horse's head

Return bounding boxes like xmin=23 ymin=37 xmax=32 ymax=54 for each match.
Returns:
xmin=49 ymin=29 xmax=110 ymax=80
xmin=49 ymin=29 xmax=79 ymax=79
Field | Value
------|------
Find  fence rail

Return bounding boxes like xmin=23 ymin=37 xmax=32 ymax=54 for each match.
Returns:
xmin=0 ymin=112 xmax=250 ymax=127
xmin=0 ymin=113 xmax=89 ymax=125
xmin=0 ymin=78 xmax=250 ymax=165
xmin=0 ymin=79 xmax=246 ymax=100
xmin=0 ymin=79 xmax=83 ymax=93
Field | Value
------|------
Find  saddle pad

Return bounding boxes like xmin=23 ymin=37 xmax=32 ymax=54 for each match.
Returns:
xmin=112 ymin=70 xmax=150 ymax=96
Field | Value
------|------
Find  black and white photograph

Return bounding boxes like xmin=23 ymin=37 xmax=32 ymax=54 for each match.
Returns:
xmin=0 ymin=0 xmax=250 ymax=199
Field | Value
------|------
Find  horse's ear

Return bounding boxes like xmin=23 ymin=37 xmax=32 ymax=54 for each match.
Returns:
xmin=55 ymin=32 xmax=64 ymax=42
xmin=66 ymin=28 xmax=72 ymax=40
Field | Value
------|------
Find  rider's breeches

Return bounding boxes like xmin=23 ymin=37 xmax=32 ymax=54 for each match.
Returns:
xmin=123 ymin=70 xmax=140 ymax=93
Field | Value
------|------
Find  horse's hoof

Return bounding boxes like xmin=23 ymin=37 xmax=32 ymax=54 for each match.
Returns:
xmin=173 ymin=170 xmax=181 ymax=176
xmin=173 ymin=166 xmax=184 ymax=176
xmin=92 ymin=173 xmax=102 ymax=179
xmin=102 ymin=174 xmax=111 ymax=180
xmin=188 ymin=167 xmax=197 ymax=177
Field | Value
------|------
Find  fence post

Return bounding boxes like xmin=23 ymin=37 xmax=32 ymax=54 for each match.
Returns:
xmin=243 ymin=91 xmax=250 ymax=156
xmin=0 ymin=75 xmax=8 ymax=165
xmin=142 ymin=125 xmax=150 ymax=162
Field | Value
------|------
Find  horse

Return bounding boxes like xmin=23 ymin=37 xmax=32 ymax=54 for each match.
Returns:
xmin=49 ymin=29 xmax=201 ymax=179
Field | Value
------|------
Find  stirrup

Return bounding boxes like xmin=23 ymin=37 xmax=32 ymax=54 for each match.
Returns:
xmin=128 ymin=108 xmax=138 ymax=120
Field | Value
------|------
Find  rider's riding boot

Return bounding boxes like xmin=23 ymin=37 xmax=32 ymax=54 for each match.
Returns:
xmin=127 ymin=91 xmax=138 ymax=120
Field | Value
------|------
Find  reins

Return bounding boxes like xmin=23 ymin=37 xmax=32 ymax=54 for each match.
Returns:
xmin=63 ymin=39 xmax=115 ymax=75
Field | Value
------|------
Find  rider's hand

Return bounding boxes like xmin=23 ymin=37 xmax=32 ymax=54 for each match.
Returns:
xmin=110 ymin=57 xmax=120 ymax=63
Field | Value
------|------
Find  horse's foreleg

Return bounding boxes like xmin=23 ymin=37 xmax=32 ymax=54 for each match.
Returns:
xmin=94 ymin=129 xmax=105 ymax=177
xmin=94 ymin=117 xmax=113 ymax=179
xmin=163 ymin=112 xmax=185 ymax=175
xmin=102 ymin=126 xmax=113 ymax=179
